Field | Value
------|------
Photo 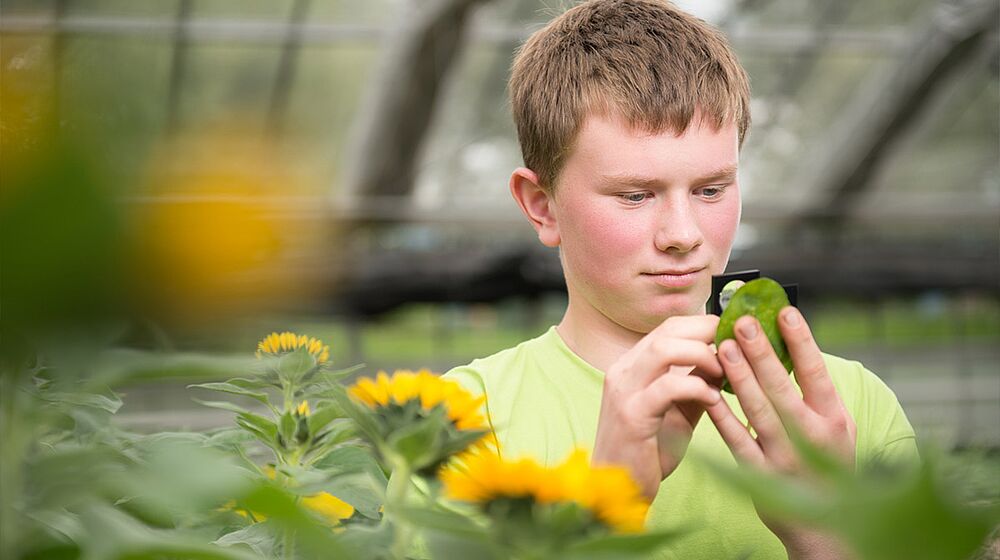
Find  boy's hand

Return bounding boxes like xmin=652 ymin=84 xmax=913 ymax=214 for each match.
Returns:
xmin=706 ymin=306 xmax=857 ymax=559
xmin=592 ymin=315 xmax=724 ymax=500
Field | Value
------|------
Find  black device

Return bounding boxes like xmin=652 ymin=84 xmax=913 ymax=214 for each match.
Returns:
xmin=709 ymin=270 xmax=798 ymax=316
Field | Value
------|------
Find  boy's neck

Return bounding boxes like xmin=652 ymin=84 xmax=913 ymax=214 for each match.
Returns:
xmin=556 ymin=295 xmax=710 ymax=374
xmin=555 ymin=299 xmax=649 ymax=374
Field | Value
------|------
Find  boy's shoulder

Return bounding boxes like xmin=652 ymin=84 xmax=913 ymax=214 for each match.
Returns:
xmin=442 ymin=326 xmax=560 ymax=393
xmin=819 ymin=351 xmax=895 ymax=400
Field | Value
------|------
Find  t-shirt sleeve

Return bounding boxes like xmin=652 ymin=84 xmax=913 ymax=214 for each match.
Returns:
xmin=442 ymin=365 xmax=498 ymax=446
xmin=829 ymin=356 xmax=920 ymax=470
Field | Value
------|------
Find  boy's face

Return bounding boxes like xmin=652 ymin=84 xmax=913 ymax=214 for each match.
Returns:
xmin=550 ymin=111 xmax=741 ymax=334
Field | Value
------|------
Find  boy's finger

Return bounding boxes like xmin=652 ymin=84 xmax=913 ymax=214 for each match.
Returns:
xmin=630 ymin=338 xmax=723 ymax=389
xmin=718 ymin=339 xmax=795 ymax=459
xmin=705 ymin=397 xmax=765 ymax=467
xmin=648 ymin=314 xmax=721 ymax=343
xmin=732 ymin=315 xmax=812 ymax=426
xmin=778 ymin=307 xmax=843 ymax=417
xmin=636 ymin=374 xmax=721 ymax=420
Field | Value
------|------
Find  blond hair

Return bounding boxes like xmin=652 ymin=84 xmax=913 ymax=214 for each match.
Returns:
xmin=509 ymin=0 xmax=751 ymax=191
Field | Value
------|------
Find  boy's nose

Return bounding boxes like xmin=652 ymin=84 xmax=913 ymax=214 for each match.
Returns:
xmin=653 ymin=199 xmax=702 ymax=253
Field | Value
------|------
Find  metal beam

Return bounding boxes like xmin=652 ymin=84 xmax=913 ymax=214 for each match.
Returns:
xmin=791 ymin=0 xmax=1000 ymax=230
xmin=0 ymin=14 xmax=912 ymax=53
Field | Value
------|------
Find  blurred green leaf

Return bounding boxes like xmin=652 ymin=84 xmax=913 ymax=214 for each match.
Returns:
xmin=564 ymin=530 xmax=685 ymax=559
xmin=76 ymin=503 xmax=264 ymax=560
xmin=213 ymin=522 xmax=277 ymax=557
xmin=328 ymin=386 xmax=383 ymax=445
xmin=303 ymin=421 xmax=358 ymax=465
xmin=276 ymin=349 xmax=315 ymax=387
xmin=306 ymin=403 xmax=345 ymax=437
xmin=39 ymin=391 xmax=122 ymax=415
xmin=386 ymin=410 xmax=445 ymax=470
xmin=278 ymin=411 xmax=296 ymax=450
xmin=319 ymin=473 xmax=384 ymax=521
xmin=698 ymin=448 xmax=1000 ymax=560
xmin=189 ymin=382 xmax=271 ymax=407
xmin=314 ymin=445 xmax=388 ymax=485
xmin=194 ymin=399 xmax=255 ymax=416
xmin=239 ymin=484 xmax=355 ymax=559
xmin=398 ymin=504 xmax=487 ymax=537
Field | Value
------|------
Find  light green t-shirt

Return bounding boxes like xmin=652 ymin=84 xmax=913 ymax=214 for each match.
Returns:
xmin=444 ymin=326 xmax=918 ymax=559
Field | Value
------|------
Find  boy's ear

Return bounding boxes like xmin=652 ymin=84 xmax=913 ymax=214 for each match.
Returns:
xmin=509 ymin=167 xmax=560 ymax=247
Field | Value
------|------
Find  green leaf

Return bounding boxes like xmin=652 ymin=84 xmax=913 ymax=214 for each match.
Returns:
xmin=303 ymin=422 xmax=358 ymax=465
xmin=237 ymin=411 xmax=278 ymax=436
xmin=188 ymin=382 xmax=271 ymax=406
xmin=239 ymin=484 xmax=354 ymax=558
xmin=213 ymin=522 xmax=277 ymax=557
xmin=306 ymin=364 xmax=366 ymax=388
xmin=715 ymin=277 xmax=792 ymax=392
xmin=328 ymin=385 xmax=383 ymax=444
xmin=438 ymin=428 xmax=490 ymax=459
xmin=41 ymin=391 xmax=122 ymax=414
xmin=306 ymin=402 xmax=345 ymax=436
xmin=277 ymin=348 xmax=315 ymax=385
xmin=226 ymin=377 xmax=275 ymax=390
xmin=696 ymin=447 xmax=1000 ymax=560
xmin=564 ymin=531 xmax=683 ymax=559
xmin=319 ymin=472 xmax=385 ymax=520
xmin=194 ymin=399 xmax=254 ymax=416
xmin=278 ymin=411 xmax=296 ymax=449
xmin=314 ymin=445 xmax=388 ymax=487
xmin=76 ymin=503 xmax=265 ymax=560
xmin=398 ymin=504 xmax=487 ymax=537
xmin=204 ymin=428 xmax=258 ymax=449
xmin=386 ymin=413 xmax=446 ymax=470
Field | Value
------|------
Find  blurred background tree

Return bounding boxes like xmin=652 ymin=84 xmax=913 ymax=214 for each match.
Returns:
xmin=1 ymin=0 xmax=997 ymax=457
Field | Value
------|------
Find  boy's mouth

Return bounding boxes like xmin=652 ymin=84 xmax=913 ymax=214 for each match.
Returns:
xmin=642 ymin=267 xmax=705 ymax=288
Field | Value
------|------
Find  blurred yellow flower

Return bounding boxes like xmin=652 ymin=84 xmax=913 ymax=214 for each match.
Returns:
xmin=441 ymin=449 xmax=649 ymax=534
xmin=348 ymin=369 xmax=486 ymax=431
xmin=296 ymin=400 xmax=311 ymax=417
xmin=127 ymin=123 xmax=330 ymax=323
xmin=300 ymin=492 xmax=355 ymax=525
xmin=229 ymin=465 xmax=355 ymax=526
xmin=256 ymin=332 xmax=330 ymax=365
xmin=228 ymin=490 xmax=354 ymax=526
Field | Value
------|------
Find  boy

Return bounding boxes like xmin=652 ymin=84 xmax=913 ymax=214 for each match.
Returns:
xmin=444 ymin=1 xmax=918 ymax=558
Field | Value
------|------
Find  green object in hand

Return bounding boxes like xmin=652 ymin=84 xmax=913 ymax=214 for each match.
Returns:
xmin=715 ymin=277 xmax=793 ymax=393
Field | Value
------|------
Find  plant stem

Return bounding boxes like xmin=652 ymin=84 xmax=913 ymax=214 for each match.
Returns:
xmin=386 ymin=463 xmax=414 ymax=560
xmin=283 ymin=526 xmax=296 ymax=560
xmin=0 ymin=371 xmax=20 ymax=560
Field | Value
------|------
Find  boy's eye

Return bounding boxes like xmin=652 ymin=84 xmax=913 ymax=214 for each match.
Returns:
xmin=696 ymin=185 xmax=727 ymax=199
xmin=619 ymin=192 xmax=651 ymax=204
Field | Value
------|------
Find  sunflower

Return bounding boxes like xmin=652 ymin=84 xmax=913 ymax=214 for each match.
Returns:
xmin=300 ymin=492 xmax=355 ymax=525
xmin=229 ymin=466 xmax=356 ymax=526
xmin=348 ymin=369 xmax=486 ymax=431
xmin=441 ymin=449 xmax=649 ymax=534
xmin=256 ymin=331 xmax=330 ymax=364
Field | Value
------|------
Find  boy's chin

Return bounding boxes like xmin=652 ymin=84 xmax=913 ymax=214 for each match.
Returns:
xmin=623 ymin=304 xmax=706 ymax=333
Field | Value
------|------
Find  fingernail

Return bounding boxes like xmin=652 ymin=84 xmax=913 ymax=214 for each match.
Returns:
xmin=723 ymin=341 xmax=741 ymax=363
xmin=783 ymin=308 xmax=801 ymax=327
xmin=738 ymin=320 xmax=757 ymax=340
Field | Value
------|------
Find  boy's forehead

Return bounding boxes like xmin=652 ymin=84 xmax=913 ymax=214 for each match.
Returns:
xmin=568 ymin=110 xmax=740 ymax=173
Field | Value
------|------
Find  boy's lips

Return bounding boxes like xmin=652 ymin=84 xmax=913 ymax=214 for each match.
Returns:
xmin=642 ymin=267 xmax=705 ymax=288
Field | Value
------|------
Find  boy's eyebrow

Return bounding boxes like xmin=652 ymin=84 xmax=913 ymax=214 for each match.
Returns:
xmin=598 ymin=164 xmax=738 ymax=187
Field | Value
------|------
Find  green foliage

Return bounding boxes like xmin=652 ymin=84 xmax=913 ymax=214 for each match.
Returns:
xmin=4 ymin=328 xmax=997 ymax=560
xmin=696 ymin=438 xmax=1000 ymax=560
